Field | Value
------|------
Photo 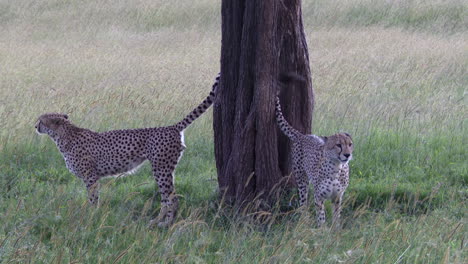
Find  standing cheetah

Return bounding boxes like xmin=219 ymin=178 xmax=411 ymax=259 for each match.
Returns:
xmin=35 ymin=74 xmax=219 ymax=227
xmin=275 ymin=77 xmax=353 ymax=227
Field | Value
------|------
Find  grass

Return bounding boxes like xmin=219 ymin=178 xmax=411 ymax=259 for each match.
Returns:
xmin=303 ymin=0 xmax=467 ymax=35
xmin=0 ymin=0 xmax=467 ymax=263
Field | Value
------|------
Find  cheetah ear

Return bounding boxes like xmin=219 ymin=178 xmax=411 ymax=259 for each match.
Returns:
xmin=63 ymin=114 xmax=68 ymax=119
xmin=320 ymin=136 xmax=328 ymax=143
xmin=343 ymin=132 xmax=352 ymax=139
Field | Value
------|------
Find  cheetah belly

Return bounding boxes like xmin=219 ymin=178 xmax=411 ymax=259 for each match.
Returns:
xmin=97 ymin=157 xmax=146 ymax=178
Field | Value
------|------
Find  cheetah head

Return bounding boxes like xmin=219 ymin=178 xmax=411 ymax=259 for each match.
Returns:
xmin=35 ymin=113 xmax=69 ymax=137
xmin=322 ymin=132 xmax=353 ymax=164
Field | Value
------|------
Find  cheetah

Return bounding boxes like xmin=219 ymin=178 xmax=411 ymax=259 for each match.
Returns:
xmin=275 ymin=76 xmax=353 ymax=227
xmin=35 ymin=74 xmax=219 ymax=227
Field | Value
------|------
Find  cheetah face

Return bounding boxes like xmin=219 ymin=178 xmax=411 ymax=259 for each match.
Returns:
xmin=35 ymin=113 xmax=69 ymax=136
xmin=324 ymin=133 xmax=353 ymax=163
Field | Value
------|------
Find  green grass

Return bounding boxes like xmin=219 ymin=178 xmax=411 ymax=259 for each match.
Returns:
xmin=0 ymin=0 xmax=467 ymax=263
xmin=303 ymin=0 xmax=467 ymax=35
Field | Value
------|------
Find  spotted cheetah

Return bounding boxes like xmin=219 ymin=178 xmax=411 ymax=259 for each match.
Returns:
xmin=35 ymin=74 xmax=219 ymax=227
xmin=275 ymin=77 xmax=353 ymax=227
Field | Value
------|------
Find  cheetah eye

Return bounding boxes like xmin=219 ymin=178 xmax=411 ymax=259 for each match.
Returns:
xmin=336 ymin=144 xmax=341 ymax=148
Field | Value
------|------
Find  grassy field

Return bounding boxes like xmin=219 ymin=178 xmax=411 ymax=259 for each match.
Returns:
xmin=0 ymin=0 xmax=466 ymax=263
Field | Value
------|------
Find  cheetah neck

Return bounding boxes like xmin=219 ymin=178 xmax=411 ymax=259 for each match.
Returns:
xmin=52 ymin=123 xmax=84 ymax=152
xmin=53 ymin=136 xmax=72 ymax=153
xmin=321 ymin=158 xmax=343 ymax=180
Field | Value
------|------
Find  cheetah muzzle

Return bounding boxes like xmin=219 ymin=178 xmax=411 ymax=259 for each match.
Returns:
xmin=36 ymin=74 xmax=220 ymax=228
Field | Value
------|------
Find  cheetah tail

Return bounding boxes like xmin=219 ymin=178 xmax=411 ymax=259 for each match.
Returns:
xmin=275 ymin=73 xmax=305 ymax=141
xmin=275 ymin=95 xmax=302 ymax=141
xmin=174 ymin=73 xmax=220 ymax=131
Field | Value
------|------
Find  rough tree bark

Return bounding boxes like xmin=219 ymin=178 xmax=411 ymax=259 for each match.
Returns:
xmin=213 ymin=0 xmax=313 ymax=206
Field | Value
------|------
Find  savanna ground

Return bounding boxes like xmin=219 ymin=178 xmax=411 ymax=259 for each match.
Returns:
xmin=0 ymin=0 xmax=466 ymax=263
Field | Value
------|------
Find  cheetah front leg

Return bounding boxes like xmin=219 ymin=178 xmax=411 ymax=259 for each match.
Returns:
xmin=74 ymin=155 xmax=99 ymax=205
xmin=332 ymin=193 xmax=344 ymax=228
xmin=77 ymin=161 xmax=100 ymax=206
xmin=314 ymin=194 xmax=326 ymax=227
xmin=82 ymin=174 xmax=100 ymax=206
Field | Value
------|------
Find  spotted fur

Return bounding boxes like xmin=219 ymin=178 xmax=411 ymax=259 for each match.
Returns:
xmin=275 ymin=80 xmax=353 ymax=227
xmin=35 ymin=74 xmax=219 ymax=227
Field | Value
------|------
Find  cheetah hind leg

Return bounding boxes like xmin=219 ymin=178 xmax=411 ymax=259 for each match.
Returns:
xmin=149 ymin=165 xmax=178 ymax=228
xmin=156 ymin=192 xmax=178 ymax=228
xmin=294 ymin=170 xmax=309 ymax=209
xmin=149 ymin=194 xmax=178 ymax=228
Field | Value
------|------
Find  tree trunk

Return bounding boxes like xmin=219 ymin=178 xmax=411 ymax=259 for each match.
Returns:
xmin=214 ymin=0 xmax=313 ymax=206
